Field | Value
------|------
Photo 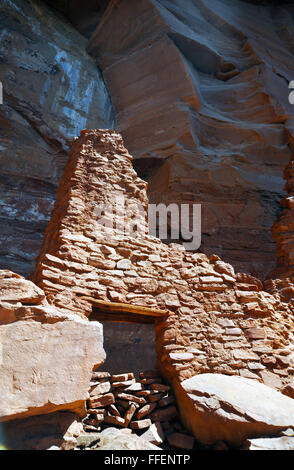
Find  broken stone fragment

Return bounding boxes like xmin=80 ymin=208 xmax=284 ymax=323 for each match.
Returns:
xmin=88 ymin=393 xmax=115 ymax=409
xmin=136 ymin=403 xmax=157 ymax=420
xmin=111 ymin=373 xmax=135 ymax=382
xmin=91 ymin=371 xmax=111 ymax=381
xmin=123 ymin=404 xmax=137 ymax=427
xmin=0 ymin=276 xmax=45 ymax=304
xmin=104 ymin=415 xmax=125 ymax=427
xmin=174 ymin=373 xmax=294 ymax=446
xmin=111 ymin=379 xmax=136 ymax=389
xmin=114 ymin=392 xmax=147 ymax=406
xmin=141 ymin=422 xmax=164 ymax=446
xmin=123 ymin=382 xmax=145 ymax=392
xmin=108 ymin=404 xmax=121 ymax=417
xmin=243 ymin=436 xmax=294 ymax=450
xmin=130 ymin=419 xmax=152 ymax=430
xmin=90 ymin=381 xmax=111 ymax=396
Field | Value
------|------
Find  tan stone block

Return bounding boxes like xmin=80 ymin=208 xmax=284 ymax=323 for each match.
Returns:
xmin=104 ymin=415 xmax=125 ymax=427
xmin=88 ymin=393 xmax=115 ymax=409
xmin=130 ymin=419 xmax=152 ymax=430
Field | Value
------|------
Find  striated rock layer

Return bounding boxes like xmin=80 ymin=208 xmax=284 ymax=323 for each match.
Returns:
xmin=0 ymin=0 xmax=114 ymax=277
xmin=86 ymin=0 xmax=294 ymax=278
xmin=272 ymin=152 xmax=294 ymax=279
xmin=34 ymin=130 xmax=294 ymax=396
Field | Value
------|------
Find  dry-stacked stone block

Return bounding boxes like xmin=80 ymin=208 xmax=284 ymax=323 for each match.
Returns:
xmin=82 ymin=369 xmax=194 ymax=449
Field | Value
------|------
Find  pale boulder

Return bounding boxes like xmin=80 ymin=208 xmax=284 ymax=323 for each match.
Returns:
xmin=174 ymin=374 xmax=294 ymax=446
xmin=0 ymin=318 xmax=105 ymax=421
xmin=243 ymin=437 xmax=294 ymax=450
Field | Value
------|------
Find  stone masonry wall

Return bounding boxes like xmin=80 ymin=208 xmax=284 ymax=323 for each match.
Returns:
xmin=34 ymin=130 xmax=294 ymax=395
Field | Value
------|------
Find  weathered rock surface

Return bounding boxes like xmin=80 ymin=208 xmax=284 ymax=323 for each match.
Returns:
xmin=3 ymin=0 xmax=294 ymax=282
xmin=0 ymin=318 xmax=105 ymax=421
xmin=272 ymin=154 xmax=294 ymax=279
xmin=86 ymin=0 xmax=294 ymax=278
xmin=0 ymin=270 xmax=106 ymax=422
xmin=0 ymin=0 xmax=114 ymax=277
xmin=174 ymin=373 xmax=294 ymax=446
xmin=243 ymin=436 xmax=294 ymax=451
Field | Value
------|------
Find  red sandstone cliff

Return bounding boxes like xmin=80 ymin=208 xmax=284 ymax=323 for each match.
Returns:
xmin=2 ymin=0 xmax=294 ymax=279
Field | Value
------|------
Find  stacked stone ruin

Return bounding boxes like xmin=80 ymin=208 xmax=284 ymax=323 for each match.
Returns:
xmin=81 ymin=369 xmax=195 ymax=450
xmin=34 ymin=129 xmax=294 ymax=395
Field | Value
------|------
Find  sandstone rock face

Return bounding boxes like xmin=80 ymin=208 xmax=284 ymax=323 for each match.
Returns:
xmin=0 ymin=0 xmax=114 ymax=277
xmin=272 ymin=154 xmax=294 ymax=279
xmin=174 ymin=373 xmax=294 ymax=446
xmin=45 ymin=0 xmax=110 ymax=39
xmin=34 ymin=130 xmax=294 ymax=393
xmin=0 ymin=318 xmax=105 ymax=421
xmin=2 ymin=0 xmax=294 ymax=281
xmin=0 ymin=270 xmax=106 ymax=422
xmin=86 ymin=0 xmax=294 ymax=278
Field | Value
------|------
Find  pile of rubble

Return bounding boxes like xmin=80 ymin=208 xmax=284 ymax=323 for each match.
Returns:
xmin=79 ymin=369 xmax=195 ymax=450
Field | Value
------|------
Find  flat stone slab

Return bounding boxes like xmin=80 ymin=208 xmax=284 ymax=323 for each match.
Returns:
xmin=0 ymin=318 xmax=105 ymax=421
xmin=174 ymin=373 xmax=294 ymax=446
xmin=243 ymin=436 xmax=294 ymax=450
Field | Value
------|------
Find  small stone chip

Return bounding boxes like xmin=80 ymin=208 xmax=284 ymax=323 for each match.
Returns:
xmin=130 ymin=419 xmax=152 ymax=430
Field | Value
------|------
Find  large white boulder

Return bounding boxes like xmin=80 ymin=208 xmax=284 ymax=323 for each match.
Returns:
xmin=174 ymin=373 xmax=294 ymax=446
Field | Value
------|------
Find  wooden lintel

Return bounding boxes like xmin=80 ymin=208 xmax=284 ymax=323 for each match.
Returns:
xmin=90 ymin=310 xmax=156 ymax=325
xmin=80 ymin=296 xmax=172 ymax=320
